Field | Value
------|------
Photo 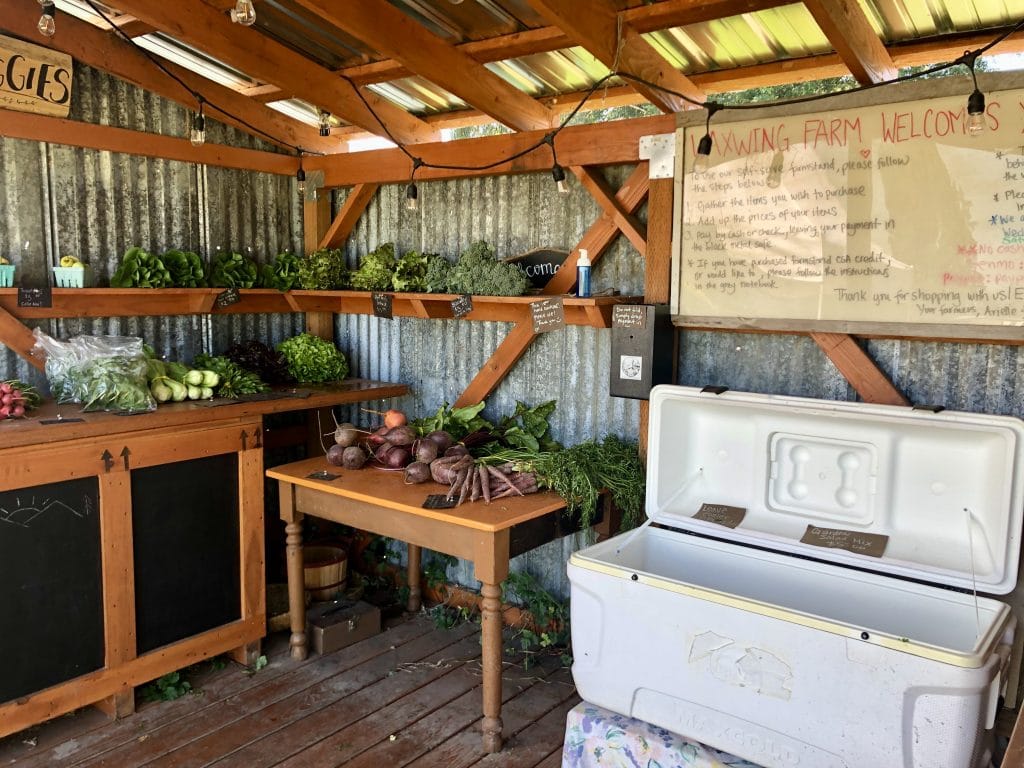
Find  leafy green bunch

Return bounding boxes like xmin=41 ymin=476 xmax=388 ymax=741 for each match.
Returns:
xmin=111 ymin=247 xmax=173 ymax=288
xmin=162 ymin=249 xmax=206 ymax=287
xmin=209 ymin=251 xmax=258 ymax=288
xmin=297 ymin=248 xmax=347 ymax=290
xmin=445 ymin=240 xmax=530 ymax=296
xmin=350 ymin=242 xmax=397 ymax=291
xmin=276 ymin=333 xmax=349 ymax=383
xmin=192 ymin=354 xmax=269 ymax=398
xmin=260 ymin=251 xmax=302 ymax=291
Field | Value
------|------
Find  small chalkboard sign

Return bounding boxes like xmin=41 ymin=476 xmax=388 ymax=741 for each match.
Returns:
xmin=800 ymin=525 xmax=889 ymax=558
xmin=505 ymin=248 xmax=570 ymax=290
xmin=422 ymin=494 xmax=458 ymax=510
xmin=372 ymin=292 xmax=393 ymax=319
xmin=612 ymin=304 xmax=647 ymax=329
xmin=40 ymin=416 xmax=85 ymax=425
xmin=530 ymin=297 xmax=566 ymax=333
xmin=17 ymin=285 xmax=51 ymax=308
xmin=451 ymin=294 xmax=473 ymax=319
xmin=215 ymin=287 xmax=241 ymax=308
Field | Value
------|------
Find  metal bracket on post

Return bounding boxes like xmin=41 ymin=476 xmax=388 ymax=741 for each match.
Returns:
xmin=304 ymin=169 xmax=325 ymax=202
xmin=639 ymin=133 xmax=675 ymax=180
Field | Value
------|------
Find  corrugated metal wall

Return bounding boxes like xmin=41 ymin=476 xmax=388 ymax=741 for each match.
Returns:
xmin=4 ymin=65 xmax=1024 ymax=607
xmin=0 ymin=65 xmax=303 ymax=395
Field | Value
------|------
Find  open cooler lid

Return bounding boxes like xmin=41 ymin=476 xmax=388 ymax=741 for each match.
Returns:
xmin=647 ymin=386 xmax=1024 ymax=594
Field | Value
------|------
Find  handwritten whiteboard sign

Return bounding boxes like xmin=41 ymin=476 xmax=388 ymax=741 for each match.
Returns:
xmin=674 ymin=86 xmax=1024 ymax=337
xmin=0 ymin=34 xmax=73 ymax=118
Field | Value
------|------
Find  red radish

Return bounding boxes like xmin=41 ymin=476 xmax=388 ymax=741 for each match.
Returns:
xmin=0 ymin=382 xmax=10 ymax=394
xmin=1 ymin=394 xmax=12 ymax=406
xmin=0 ymin=406 xmax=9 ymax=418
xmin=11 ymin=405 xmax=24 ymax=417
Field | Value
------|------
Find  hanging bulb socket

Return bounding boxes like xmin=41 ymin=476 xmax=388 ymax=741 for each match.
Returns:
xmin=230 ymin=0 xmax=256 ymax=26
xmin=297 ymin=167 xmax=307 ymax=196
xmin=694 ymin=133 xmax=713 ymax=174
xmin=405 ymin=182 xmax=419 ymax=212
xmin=551 ymin=163 xmax=569 ymax=194
xmin=38 ymin=0 xmax=56 ymax=37
xmin=966 ymin=88 xmax=986 ymax=137
xmin=318 ymin=111 xmax=332 ymax=138
xmin=190 ymin=102 xmax=206 ymax=147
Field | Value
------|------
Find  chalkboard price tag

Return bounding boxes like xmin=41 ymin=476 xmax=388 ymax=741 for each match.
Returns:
xmin=451 ymin=294 xmax=473 ymax=319
xmin=530 ymin=297 xmax=566 ymax=334
xmin=306 ymin=470 xmax=339 ymax=481
xmin=40 ymin=417 xmax=85 ymax=425
xmin=800 ymin=525 xmax=889 ymax=558
xmin=372 ymin=292 xmax=393 ymax=319
xmin=17 ymin=286 xmax=51 ymax=308
xmin=215 ymin=287 xmax=241 ymax=308
xmin=422 ymin=494 xmax=458 ymax=510
xmin=612 ymin=304 xmax=648 ymax=329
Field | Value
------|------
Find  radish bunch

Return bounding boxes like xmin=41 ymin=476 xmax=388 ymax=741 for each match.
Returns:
xmin=0 ymin=379 xmax=41 ymax=420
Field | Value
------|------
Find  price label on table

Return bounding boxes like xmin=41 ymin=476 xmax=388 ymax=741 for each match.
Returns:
xmin=215 ymin=287 xmax=241 ymax=308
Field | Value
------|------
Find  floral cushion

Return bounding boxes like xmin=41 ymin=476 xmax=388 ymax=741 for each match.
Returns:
xmin=561 ymin=702 xmax=762 ymax=768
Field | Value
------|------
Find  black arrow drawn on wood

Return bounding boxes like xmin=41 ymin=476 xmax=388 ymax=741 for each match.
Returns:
xmin=101 ymin=449 xmax=114 ymax=472
xmin=120 ymin=446 xmax=131 ymax=470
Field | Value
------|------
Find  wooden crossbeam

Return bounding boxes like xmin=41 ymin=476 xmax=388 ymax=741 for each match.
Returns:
xmin=811 ymin=332 xmax=908 ymax=405
xmin=0 ymin=110 xmax=298 ymax=175
xmin=0 ymin=0 xmax=334 ymax=154
xmin=292 ymin=0 xmax=556 ymax=133
xmin=318 ymin=184 xmax=380 ymax=251
xmin=526 ymin=0 xmax=705 ymax=113
xmin=110 ymin=0 xmax=437 ymax=146
xmin=802 ymin=0 xmax=897 ymax=84
xmin=454 ymin=164 xmax=650 ymax=408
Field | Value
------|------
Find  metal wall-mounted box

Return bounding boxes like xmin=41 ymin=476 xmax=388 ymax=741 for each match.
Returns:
xmin=609 ymin=304 xmax=676 ymax=400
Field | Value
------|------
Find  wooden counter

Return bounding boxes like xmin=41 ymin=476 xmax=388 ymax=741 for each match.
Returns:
xmin=268 ymin=455 xmax=569 ymax=754
xmin=0 ymin=379 xmax=407 ymax=739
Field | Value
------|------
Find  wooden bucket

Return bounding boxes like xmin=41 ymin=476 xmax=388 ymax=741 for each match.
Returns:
xmin=303 ymin=545 xmax=348 ymax=601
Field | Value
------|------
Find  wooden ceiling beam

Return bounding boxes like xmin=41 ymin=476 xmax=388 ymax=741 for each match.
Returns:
xmin=0 ymin=109 xmax=298 ymax=175
xmin=0 ymin=0 xmax=335 ymax=153
xmin=307 ymin=113 xmax=675 ymax=187
xmin=291 ymin=0 xmax=556 ymax=132
xmin=802 ymin=0 xmax=897 ymax=84
xmin=109 ymin=0 xmax=438 ymax=146
xmin=526 ymin=0 xmax=705 ymax=112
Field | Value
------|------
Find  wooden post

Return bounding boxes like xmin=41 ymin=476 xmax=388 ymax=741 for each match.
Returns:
xmin=280 ymin=482 xmax=308 ymax=661
xmin=304 ymin=189 xmax=338 ymax=455
xmin=639 ymin=175 xmax=676 ymax=458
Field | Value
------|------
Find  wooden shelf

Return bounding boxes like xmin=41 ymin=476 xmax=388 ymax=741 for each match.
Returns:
xmin=0 ymin=379 xmax=409 ymax=450
xmin=0 ymin=288 xmax=639 ymax=328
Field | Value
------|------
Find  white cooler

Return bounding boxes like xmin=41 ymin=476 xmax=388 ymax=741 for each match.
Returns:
xmin=569 ymin=386 xmax=1024 ymax=768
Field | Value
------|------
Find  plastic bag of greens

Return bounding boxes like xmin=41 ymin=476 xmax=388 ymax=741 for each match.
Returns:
xmin=32 ymin=329 xmax=156 ymax=413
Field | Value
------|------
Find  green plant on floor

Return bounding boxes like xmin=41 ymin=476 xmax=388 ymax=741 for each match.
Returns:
xmin=502 ymin=571 xmax=572 ymax=669
xmin=426 ymin=602 xmax=475 ymax=630
xmin=423 ymin=552 xmax=457 ymax=592
xmin=140 ymin=671 xmax=192 ymax=702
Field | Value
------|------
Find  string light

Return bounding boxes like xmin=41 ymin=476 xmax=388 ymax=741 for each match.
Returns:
xmin=190 ymin=99 xmax=206 ymax=146
xmin=37 ymin=0 xmax=55 ymax=37
xmin=693 ymin=103 xmax=718 ymax=174
xmin=297 ymin=152 xmax=307 ymax=196
xmin=961 ymin=50 xmax=986 ymax=137
xmin=543 ymin=133 xmax=570 ymax=194
xmin=405 ymin=157 xmax=423 ymax=212
xmin=230 ymin=0 xmax=256 ymax=26
xmin=319 ymin=111 xmax=332 ymax=137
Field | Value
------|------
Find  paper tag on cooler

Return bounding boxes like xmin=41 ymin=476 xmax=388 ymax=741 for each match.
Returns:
xmin=800 ymin=525 xmax=889 ymax=557
xmin=693 ymin=503 xmax=746 ymax=528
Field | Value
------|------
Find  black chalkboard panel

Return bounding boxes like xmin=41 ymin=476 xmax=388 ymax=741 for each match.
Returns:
xmin=0 ymin=478 xmax=103 ymax=704
xmin=132 ymin=454 xmax=241 ymax=654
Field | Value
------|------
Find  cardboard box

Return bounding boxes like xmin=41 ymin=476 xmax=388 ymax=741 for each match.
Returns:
xmin=307 ymin=600 xmax=381 ymax=655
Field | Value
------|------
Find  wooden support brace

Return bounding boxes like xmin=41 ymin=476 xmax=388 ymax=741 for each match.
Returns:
xmin=0 ymin=305 xmax=44 ymax=371
xmin=571 ymin=166 xmax=648 ymax=256
xmin=811 ymin=332 xmax=908 ymax=406
xmin=453 ymin=163 xmax=651 ymax=407
xmin=318 ymin=183 xmax=380 ymax=250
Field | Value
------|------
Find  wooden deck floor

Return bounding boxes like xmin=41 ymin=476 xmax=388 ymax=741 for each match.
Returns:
xmin=0 ymin=614 xmax=578 ymax=767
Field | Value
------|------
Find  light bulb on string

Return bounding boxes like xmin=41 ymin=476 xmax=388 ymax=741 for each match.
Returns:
xmin=961 ymin=50 xmax=986 ymax=137
xmin=693 ymin=103 xmax=718 ymax=175
xmin=405 ymin=157 xmax=423 ymax=213
xmin=190 ymin=100 xmax=206 ymax=146
xmin=37 ymin=0 xmax=56 ymax=36
xmin=296 ymin=154 xmax=307 ymax=197
xmin=551 ymin=163 xmax=569 ymax=194
xmin=230 ymin=0 xmax=256 ymax=26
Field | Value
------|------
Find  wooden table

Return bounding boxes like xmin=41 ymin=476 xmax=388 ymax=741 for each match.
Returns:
xmin=267 ymin=455 xmax=570 ymax=753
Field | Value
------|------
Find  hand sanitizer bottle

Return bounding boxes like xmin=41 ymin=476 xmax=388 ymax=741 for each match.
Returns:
xmin=576 ymin=249 xmax=591 ymax=298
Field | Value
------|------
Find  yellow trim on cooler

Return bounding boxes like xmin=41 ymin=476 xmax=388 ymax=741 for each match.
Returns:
xmin=569 ymin=553 xmax=1011 ymax=669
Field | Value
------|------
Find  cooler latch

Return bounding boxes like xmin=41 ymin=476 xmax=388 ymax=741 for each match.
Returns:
xmin=911 ymin=404 xmax=946 ymax=413
xmin=700 ymin=385 xmax=729 ymax=395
